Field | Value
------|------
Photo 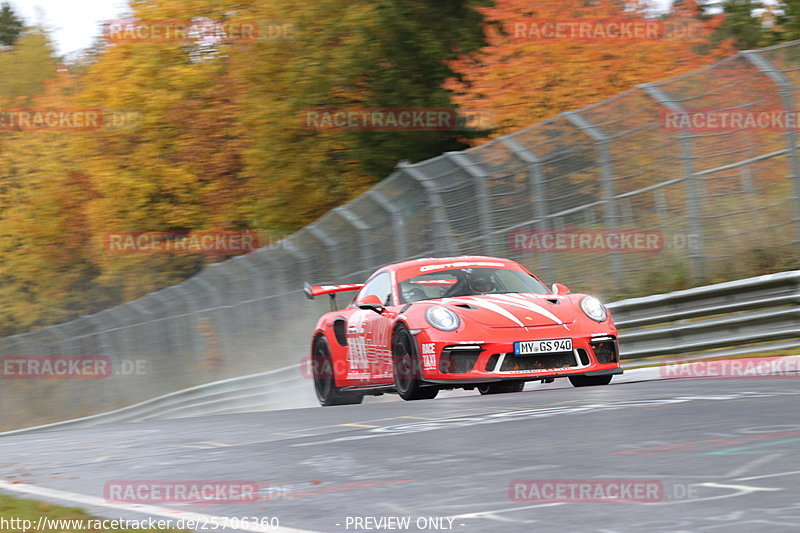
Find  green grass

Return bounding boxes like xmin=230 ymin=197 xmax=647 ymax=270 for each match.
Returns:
xmin=0 ymin=493 xmax=189 ymax=532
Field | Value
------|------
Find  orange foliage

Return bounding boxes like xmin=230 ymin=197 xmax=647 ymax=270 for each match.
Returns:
xmin=446 ymin=0 xmax=735 ymax=136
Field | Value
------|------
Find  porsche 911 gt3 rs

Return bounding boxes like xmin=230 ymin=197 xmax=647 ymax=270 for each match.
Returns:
xmin=305 ymin=256 xmax=621 ymax=406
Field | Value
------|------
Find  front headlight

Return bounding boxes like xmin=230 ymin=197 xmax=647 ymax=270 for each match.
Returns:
xmin=580 ymin=296 xmax=607 ymax=322
xmin=425 ymin=305 xmax=461 ymax=331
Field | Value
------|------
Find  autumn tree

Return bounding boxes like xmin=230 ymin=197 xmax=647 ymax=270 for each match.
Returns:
xmin=0 ymin=2 xmax=23 ymax=47
xmin=0 ymin=26 xmax=58 ymax=105
xmin=445 ymin=0 xmax=733 ymax=136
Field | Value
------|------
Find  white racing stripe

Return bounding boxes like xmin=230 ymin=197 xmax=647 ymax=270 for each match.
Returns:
xmin=443 ymin=295 xmax=562 ymax=326
xmin=0 ymin=480 xmax=319 ymax=533
xmin=455 ymin=297 xmax=526 ymax=327
xmin=489 ymin=294 xmax=564 ymax=325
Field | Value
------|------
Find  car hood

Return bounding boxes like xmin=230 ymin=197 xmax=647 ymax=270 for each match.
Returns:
xmin=437 ymin=293 xmax=576 ymax=327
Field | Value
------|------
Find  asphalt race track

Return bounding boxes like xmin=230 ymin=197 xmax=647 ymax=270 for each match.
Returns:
xmin=2 ymin=377 xmax=800 ymax=533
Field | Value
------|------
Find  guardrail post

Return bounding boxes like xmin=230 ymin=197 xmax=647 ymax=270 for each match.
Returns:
xmin=334 ymin=206 xmax=373 ymax=273
xmin=397 ymin=161 xmax=456 ymax=255
xmin=201 ymin=266 xmax=239 ymax=367
xmin=86 ymin=313 xmax=114 ymax=361
xmin=741 ymin=49 xmax=800 ymax=252
xmin=308 ymin=225 xmax=349 ymax=279
xmin=564 ymin=111 xmax=623 ymax=286
xmin=148 ymin=289 xmax=185 ymax=362
xmin=445 ymin=152 xmax=497 ymax=256
xmin=641 ymin=83 xmax=707 ymax=283
xmin=284 ymin=238 xmax=313 ymax=286
xmin=500 ymin=137 xmax=554 ymax=281
xmin=367 ymin=189 xmax=408 ymax=261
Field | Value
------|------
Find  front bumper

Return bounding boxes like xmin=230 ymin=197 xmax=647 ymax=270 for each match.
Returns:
xmin=418 ymin=330 xmax=621 ymax=383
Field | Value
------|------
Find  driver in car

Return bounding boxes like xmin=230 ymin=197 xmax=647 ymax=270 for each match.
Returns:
xmin=468 ymin=271 xmax=496 ymax=294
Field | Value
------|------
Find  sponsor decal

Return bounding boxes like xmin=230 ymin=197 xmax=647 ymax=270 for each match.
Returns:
xmin=419 ymin=261 xmax=505 ymax=273
xmin=421 ymin=343 xmax=436 ymax=370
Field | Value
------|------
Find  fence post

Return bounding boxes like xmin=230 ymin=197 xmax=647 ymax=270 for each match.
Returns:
xmin=308 ymin=225 xmax=348 ymax=279
xmin=445 ymin=152 xmax=497 ymax=256
xmin=201 ymin=266 xmax=239 ymax=366
xmin=500 ymin=137 xmax=555 ymax=281
xmin=367 ymin=189 xmax=408 ymax=261
xmin=397 ymin=161 xmax=456 ymax=255
xmin=86 ymin=313 xmax=115 ymax=360
xmin=147 ymin=289 xmax=182 ymax=361
xmin=173 ymin=282 xmax=207 ymax=368
xmin=334 ymin=206 xmax=373 ymax=273
xmin=741 ymin=49 xmax=800 ymax=251
xmin=641 ymin=83 xmax=707 ymax=283
xmin=564 ymin=111 xmax=623 ymax=286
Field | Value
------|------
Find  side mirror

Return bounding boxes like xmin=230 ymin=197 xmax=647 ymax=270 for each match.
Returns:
xmin=551 ymin=283 xmax=570 ymax=295
xmin=357 ymin=294 xmax=385 ymax=314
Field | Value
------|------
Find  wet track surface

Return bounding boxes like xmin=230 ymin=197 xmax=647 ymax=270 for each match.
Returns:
xmin=2 ymin=378 xmax=800 ymax=532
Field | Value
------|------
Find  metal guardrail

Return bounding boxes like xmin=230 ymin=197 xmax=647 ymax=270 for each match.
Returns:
xmin=2 ymin=271 xmax=799 ymax=437
xmin=0 ymin=365 xmax=313 ymax=437
xmin=609 ymin=270 xmax=800 ymax=359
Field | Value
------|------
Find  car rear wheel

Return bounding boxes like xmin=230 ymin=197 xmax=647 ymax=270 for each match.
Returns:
xmin=477 ymin=381 xmax=525 ymax=395
xmin=392 ymin=325 xmax=439 ymax=401
xmin=568 ymin=374 xmax=613 ymax=387
xmin=312 ymin=336 xmax=363 ymax=406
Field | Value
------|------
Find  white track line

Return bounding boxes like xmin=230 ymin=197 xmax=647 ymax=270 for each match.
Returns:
xmin=0 ymin=480 xmax=319 ymax=533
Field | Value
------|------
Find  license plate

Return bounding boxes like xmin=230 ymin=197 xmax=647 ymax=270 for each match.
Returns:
xmin=514 ymin=338 xmax=572 ymax=355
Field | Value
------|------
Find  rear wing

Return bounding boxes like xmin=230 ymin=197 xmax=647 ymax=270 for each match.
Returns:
xmin=304 ymin=282 xmax=364 ymax=300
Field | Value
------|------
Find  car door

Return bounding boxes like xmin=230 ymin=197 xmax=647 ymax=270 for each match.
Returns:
xmin=345 ymin=271 xmax=395 ymax=385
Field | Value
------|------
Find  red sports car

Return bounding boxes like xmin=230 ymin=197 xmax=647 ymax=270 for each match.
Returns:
xmin=305 ymin=256 xmax=621 ymax=406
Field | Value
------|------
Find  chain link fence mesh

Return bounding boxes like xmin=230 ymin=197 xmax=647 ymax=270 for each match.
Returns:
xmin=3 ymin=43 xmax=800 ymax=430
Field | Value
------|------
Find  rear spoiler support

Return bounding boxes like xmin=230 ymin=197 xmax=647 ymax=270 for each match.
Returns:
xmin=304 ymin=282 xmax=365 ymax=311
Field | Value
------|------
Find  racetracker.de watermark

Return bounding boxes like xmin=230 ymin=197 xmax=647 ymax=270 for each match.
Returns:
xmin=509 ymin=229 xmax=664 ymax=253
xmin=0 ymin=356 xmax=117 ymax=379
xmin=104 ymin=481 xmax=260 ymax=505
xmin=510 ymin=479 xmax=663 ymax=502
xmin=103 ymin=231 xmax=261 ymax=254
xmin=660 ymin=356 xmax=800 ymax=380
xmin=104 ymin=19 xmax=295 ymax=43
xmin=510 ymin=19 xmax=707 ymax=41
xmin=0 ymin=109 xmax=142 ymax=131
xmin=301 ymin=108 xmax=495 ymax=131
xmin=662 ymin=109 xmax=800 ymax=131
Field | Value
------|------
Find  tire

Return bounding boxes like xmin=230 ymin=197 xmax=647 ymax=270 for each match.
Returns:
xmin=312 ymin=335 xmax=363 ymax=406
xmin=477 ymin=381 xmax=525 ymax=395
xmin=392 ymin=325 xmax=439 ymax=401
xmin=568 ymin=374 xmax=613 ymax=387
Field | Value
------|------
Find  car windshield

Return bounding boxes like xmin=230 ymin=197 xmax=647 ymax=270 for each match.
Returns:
xmin=398 ymin=267 xmax=549 ymax=303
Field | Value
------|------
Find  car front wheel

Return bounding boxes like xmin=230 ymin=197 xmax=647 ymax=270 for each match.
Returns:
xmin=392 ymin=325 xmax=439 ymax=401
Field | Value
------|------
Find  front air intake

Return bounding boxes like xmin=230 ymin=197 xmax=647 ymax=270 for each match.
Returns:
xmin=439 ymin=346 xmax=483 ymax=374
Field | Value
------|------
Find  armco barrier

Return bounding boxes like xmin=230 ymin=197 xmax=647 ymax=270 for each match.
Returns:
xmin=3 ymin=271 xmax=799 ymax=436
xmin=610 ymin=270 xmax=800 ymax=359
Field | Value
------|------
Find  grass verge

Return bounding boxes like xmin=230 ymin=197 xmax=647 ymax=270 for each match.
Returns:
xmin=0 ymin=493 xmax=189 ymax=532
